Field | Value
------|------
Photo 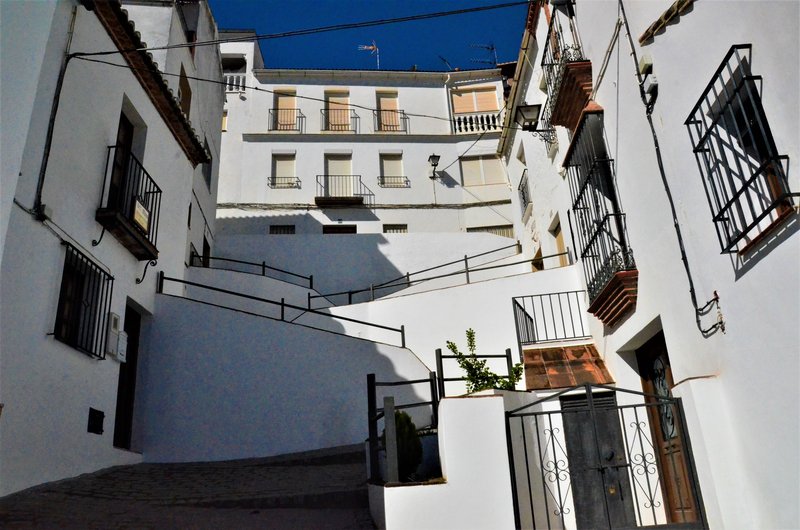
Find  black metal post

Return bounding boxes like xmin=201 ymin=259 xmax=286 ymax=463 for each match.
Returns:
xmin=429 ymin=371 xmax=439 ymax=427
xmin=505 ymin=411 xmax=522 ymax=530
xmin=367 ymin=373 xmax=379 ymax=483
xmin=400 ymin=325 xmax=405 ymax=348
xmin=370 ymin=284 xmax=375 ymax=301
xmin=348 ymin=291 xmax=353 ymax=304
xmin=435 ymin=348 xmax=445 ymax=398
xmin=464 ymin=255 xmax=470 ymax=284
xmin=280 ymin=298 xmax=285 ymax=321
xmin=309 ymin=274 xmax=314 ymax=290
xmin=261 ymin=260 xmax=266 ymax=276
xmin=157 ymin=270 xmax=164 ymax=293
xmin=307 ymin=291 xmax=311 ymax=310
xmin=505 ymin=348 xmax=514 ymax=384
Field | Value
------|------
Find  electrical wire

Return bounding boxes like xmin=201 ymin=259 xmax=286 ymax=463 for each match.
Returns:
xmin=72 ymin=55 xmax=524 ymax=171
xmin=75 ymin=1 xmax=532 ymax=57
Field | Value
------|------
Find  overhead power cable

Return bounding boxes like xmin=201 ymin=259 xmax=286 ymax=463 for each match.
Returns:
xmin=72 ymin=55 xmax=523 ymax=168
xmin=74 ymin=1 xmax=531 ymax=57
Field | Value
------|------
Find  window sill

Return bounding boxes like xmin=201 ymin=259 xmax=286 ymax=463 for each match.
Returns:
xmin=737 ymin=205 xmax=796 ymax=256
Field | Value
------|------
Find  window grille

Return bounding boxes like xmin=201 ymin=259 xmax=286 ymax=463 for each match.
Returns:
xmin=54 ymin=243 xmax=114 ymax=359
xmin=685 ymin=44 xmax=797 ymax=253
xmin=269 ymin=225 xmax=296 ymax=235
xmin=467 ymin=225 xmax=515 ymax=238
xmin=518 ymin=169 xmax=531 ymax=214
xmin=383 ymin=224 xmax=408 ymax=234
xmin=565 ymin=111 xmax=635 ymax=301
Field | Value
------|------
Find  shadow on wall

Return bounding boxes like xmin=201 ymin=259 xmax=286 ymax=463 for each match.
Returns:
xmin=136 ymin=288 xmax=433 ymax=463
xmin=215 ymin=211 xmax=406 ymax=302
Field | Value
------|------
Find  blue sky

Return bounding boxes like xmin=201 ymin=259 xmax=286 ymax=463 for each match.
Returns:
xmin=207 ymin=0 xmax=529 ymax=71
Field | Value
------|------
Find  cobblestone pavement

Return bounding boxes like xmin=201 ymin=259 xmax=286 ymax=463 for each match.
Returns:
xmin=0 ymin=444 xmax=376 ymax=529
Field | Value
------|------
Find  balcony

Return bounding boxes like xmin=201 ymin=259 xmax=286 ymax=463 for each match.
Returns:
xmin=315 ymin=175 xmax=373 ymax=206
xmin=540 ymin=10 xmax=592 ymax=132
xmin=224 ymin=73 xmax=245 ymax=92
xmin=452 ymin=110 xmax=502 ymax=134
xmin=268 ymin=108 xmax=305 ymax=132
xmin=96 ymin=146 xmax=161 ymax=260
xmin=321 ymin=108 xmax=359 ymax=132
xmin=373 ymin=110 xmax=409 ymax=133
xmin=565 ymin=110 xmax=637 ymax=327
xmin=378 ymin=175 xmax=410 ymax=188
xmin=268 ymin=176 xmax=301 ymax=189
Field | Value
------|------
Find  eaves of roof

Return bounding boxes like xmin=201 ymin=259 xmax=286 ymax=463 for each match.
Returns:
xmin=86 ymin=0 xmax=210 ymax=166
xmin=252 ymin=67 xmax=502 ymax=82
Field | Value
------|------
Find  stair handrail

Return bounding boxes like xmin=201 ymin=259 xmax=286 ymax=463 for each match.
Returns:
xmin=158 ymin=272 xmax=404 ymax=347
xmin=190 ymin=252 xmax=313 ymax=289
xmin=309 ymin=249 xmax=571 ymax=307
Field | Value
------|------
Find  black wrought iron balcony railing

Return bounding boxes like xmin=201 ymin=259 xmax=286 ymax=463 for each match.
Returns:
xmin=452 ymin=110 xmax=502 ymax=134
xmin=378 ymin=175 xmax=410 ymax=188
xmin=315 ymin=175 xmax=373 ymax=206
xmin=96 ymin=145 xmax=162 ymax=260
xmin=321 ymin=108 xmax=359 ymax=132
xmin=373 ymin=110 xmax=409 ymax=133
xmin=512 ymin=290 xmax=591 ymax=347
xmin=566 ymin=112 xmax=635 ymax=303
xmin=518 ymin=169 xmax=531 ymax=215
xmin=540 ymin=9 xmax=586 ymax=130
xmin=268 ymin=176 xmax=301 ymax=189
xmin=269 ymin=108 xmax=305 ymax=132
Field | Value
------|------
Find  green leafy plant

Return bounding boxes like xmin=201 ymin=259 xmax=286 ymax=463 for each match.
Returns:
xmin=446 ymin=328 xmax=523 ymax=393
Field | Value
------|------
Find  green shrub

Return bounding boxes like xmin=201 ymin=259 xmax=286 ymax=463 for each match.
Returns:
xmin=446 ymin=328 xmax=523 ymax=393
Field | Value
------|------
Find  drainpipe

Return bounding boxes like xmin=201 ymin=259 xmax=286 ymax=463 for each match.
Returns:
xmin=33 ymin=5 xmax=79 ymax=220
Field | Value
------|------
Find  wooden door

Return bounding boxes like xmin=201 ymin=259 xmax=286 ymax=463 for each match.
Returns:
xmin=110 ymin=113 xmax=134 ymax=208
xmin=636 ymin=332 xmax=699 ymax=524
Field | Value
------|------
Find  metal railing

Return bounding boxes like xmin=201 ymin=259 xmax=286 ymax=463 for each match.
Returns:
xmin=309 ymin=246 xmax=572 ymax=308
xmin=321 ymin=108 xmax=359 ymax=132
xmin=315 ymin=174 xmax=372 ymax=200
xmin=224 ymin=73 xmax=245 ymax=92
xmin=512 ymin=291 xmax=590 ymax=351
xmin=452 ymin=110 xmax=503 ymax=134
xmin=99 ymin=145 xmax=162 ymax=250
xmin=268 ymin=176 xmax=301 ymax=189
xmin=157 ymin=272 xmax=405 ymax=347
xmin=367 ymin=372 xmax=439 ymax=483
xmin=378 ymin=175 xmax=410 ymax=188
xmin=373 ymin=109 xmax=409 ymax=133
xmin=189 ymin=252 xmax=313 ymax=289
xmin=540 ymin=9 xmax=585 ymax=131
xmin=435 ymin=347 xmax=515 ymax=398
xmin=268 ymin=108 xmax=304 ymax=132
xmin=518 ymin=169 xmax=531 ymax=215
xmin=506 ymin=384 xmax=707 ymax=529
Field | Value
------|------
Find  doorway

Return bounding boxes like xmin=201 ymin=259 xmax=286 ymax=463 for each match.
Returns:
xmin=113 ymin=303 xmax=141 ymax=450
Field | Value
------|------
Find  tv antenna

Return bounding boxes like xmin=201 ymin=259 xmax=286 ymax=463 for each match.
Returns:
xmin=438 ymin=55 xmax=453 ymax=71
xmin=470 ymin=43 xmax=498 ymax=67
xmin=357 ymin=40 xmax=380 ymax=69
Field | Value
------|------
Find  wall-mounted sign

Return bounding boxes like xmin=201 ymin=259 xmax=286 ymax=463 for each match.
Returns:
xmin=133 ymin=198 xmax=150 ymax=234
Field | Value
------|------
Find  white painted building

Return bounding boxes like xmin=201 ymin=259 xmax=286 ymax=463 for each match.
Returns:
xmin=495 ymin=1 xmax=799 ymax=528
xmin=0 ymin=0 xmax=223 ymax=495
xmin=217 ymin=33 xmax=516 ymax=244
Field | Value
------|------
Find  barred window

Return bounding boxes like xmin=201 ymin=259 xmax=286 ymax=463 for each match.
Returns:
xmin=467 ymin=224 xmax=514 ymax=238
xmin=383 ymin=224 xmax=408 ymax=234
xmin=685 ymin=44 xmax=796 ymax=253
xmin=269 ymin=224 xmax=295 ymax=235
xmin=54 ymin=243 xmax=114 ymax=359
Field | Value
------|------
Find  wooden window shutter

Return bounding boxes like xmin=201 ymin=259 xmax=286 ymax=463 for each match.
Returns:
xmin=451 ymin=90 xmax=475 ymax=114
xmin=460 ymin=158 xmax=483 ymax=186
xmin=474 ymin=88 xmax=498 ymax=112
xmin=380 ymin=154 xmax=402 ymax=176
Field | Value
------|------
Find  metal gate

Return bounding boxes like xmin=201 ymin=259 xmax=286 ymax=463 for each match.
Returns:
xmin=505 ymin=384 xmax=707 ymax=530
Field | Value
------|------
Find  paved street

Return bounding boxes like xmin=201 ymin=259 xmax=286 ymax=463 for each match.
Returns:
xmin=0 ymin=444 xmax=375 ymax=529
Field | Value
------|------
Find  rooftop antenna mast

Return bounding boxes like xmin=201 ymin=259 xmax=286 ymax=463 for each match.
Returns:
xmin=470 ymin=43 xmax=498 ymax=67
xmin=358 ymin=40 xmax=380 ymax=70
xmin=438 ymin=55 xmax=454 ymax=71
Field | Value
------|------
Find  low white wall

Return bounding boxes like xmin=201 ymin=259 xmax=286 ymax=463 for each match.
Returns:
xmin=139 ymin=295 xmax=431 ymax=462
xmin=307 ymin=265 xmax=584 ymax=380
xmin=382 ymin=394 xmax=516 ymax=530
xmin=213 ymin=232 xmax=521 ymax=299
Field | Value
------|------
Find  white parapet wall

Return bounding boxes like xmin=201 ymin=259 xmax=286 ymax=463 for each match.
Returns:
xmin=138 ymin=294 xmax=431 ymax=462
xmin=378 ymin=393 xmax=516 ymax=530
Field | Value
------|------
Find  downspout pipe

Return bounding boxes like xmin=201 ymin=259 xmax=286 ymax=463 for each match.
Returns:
xmin=617 ymin=0 xmax=723 ymax=336
xmin=33 ymin=5 xmax=79 ymax=220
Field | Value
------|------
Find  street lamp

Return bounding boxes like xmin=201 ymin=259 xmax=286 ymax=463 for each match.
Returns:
xmin=428 ymin=154 xmax=440 ymax=179
xmin=515 ymin=104 xmax=556 ymax=145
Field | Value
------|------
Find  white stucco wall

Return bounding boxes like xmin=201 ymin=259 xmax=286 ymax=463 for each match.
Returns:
xmin=507 ymin=2 xmax=800 ymax=528
xmin=381 ymin=394 xmax=516 ymax=530
xmin=138 ymin=294 xmax=430 ymax=462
